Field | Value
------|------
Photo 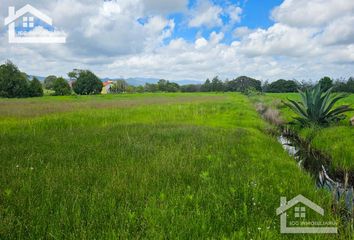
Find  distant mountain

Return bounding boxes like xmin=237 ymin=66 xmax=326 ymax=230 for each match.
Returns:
xmin=29 ymin=75 xmax=46 ymax=81
xmin=126 ymin=77 xmax=160 ymax=86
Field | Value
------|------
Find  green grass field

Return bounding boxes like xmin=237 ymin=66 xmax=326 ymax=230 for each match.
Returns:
xmin=0 ymin=93 xmax=344 ymax=239
xmin=254 ymin=93 xmax=354 ymax=172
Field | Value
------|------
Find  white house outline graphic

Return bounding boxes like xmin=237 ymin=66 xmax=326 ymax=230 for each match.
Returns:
xmin=276 ymin=195 xmax=337 ymax=234
xmin=4 ymin=5 xmax=66 ymax=43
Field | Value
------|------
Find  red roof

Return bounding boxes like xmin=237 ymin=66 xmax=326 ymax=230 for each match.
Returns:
xmin=103 ymin=81 xmax=113 ymax=87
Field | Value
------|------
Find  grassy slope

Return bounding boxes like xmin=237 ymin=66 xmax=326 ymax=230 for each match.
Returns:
xmin=259 ymin=93 xmax=354 ymax=172
xmin=0 ymin=93 xmax=338 ymax=239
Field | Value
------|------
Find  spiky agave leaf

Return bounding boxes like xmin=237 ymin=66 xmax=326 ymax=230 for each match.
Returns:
xmin=284 ymin=84 xmax=353 ymax=126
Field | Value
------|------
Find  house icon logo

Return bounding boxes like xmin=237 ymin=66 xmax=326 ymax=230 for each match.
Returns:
xmin=4 ymin=4 xmax=66 ymax=44
xmin=276 ymin=195 xmax=337 ymax=234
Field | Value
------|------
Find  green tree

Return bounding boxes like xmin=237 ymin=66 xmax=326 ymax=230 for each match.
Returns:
xmin=267 ymin=79 xmax=298 ymax=93
xmin=227 ymin=76 xmax=262 ymax=93
xmin=28 ymin=77 xmax=44 ymax=97
xmin=52 ymin=77 xmax=71 ymax=96
xmin=144 ymin=83 xmax=158 ymax=92
xmin=166 ymin=82 xmax=180 ymax=92
xmin=347 ymin=77 xmax=354 ymax=93
xmin=181 ymin=84 xmax=201 ymax=92
xmin=0 ymin=61 xmax=29 ymax=98
xmin=333 ymin=79 xmax=348 ymax=92
xmin=211 ymin=76 xmax=224 ymax=92
xmin=44 ymin=75 xmax=57 ymax=90
xmin=319 ymin=76 xmax=333 ymax=91
xmin=70 ymin=70 xmax=103 ymax=95
xmin=157 ymin=79 xmax=168 ymax=92
xmin=136 ymin=85 xmax=144 ymax=93
xmin=111 ymin=80 xmax=128 ymax=93
xmin=201 ymin=79 xmax=211 ymax=92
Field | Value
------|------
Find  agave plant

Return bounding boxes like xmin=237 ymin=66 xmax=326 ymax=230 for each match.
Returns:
xmin=284 ymin=84 xmax=353 ymax=126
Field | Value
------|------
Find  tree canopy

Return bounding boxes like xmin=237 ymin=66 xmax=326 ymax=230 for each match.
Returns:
xmin=266 ymin=79 xmax=298 ymax=93
xmin=52 ymin=77 xmax=71 ymax=96
xmin=70 ymin=70 xmax=103 ymax=95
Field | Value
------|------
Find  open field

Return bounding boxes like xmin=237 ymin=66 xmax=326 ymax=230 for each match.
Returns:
xmin=253 ymin=93 xmax=354 ymax=172
xmin=0 ymin=93 xmax=343 ymax=239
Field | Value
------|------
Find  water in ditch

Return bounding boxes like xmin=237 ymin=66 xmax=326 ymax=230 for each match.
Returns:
xmin=278 ymin=132 xmax=354 ymax=219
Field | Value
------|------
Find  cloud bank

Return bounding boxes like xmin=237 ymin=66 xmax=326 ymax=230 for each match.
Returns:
xmin=0 ymin=0 xmax=353 ymax=82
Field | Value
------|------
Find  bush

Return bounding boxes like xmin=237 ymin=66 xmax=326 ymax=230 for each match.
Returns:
xmin=71 ymin=70 xmax=103 ymax=95
xmin=52 ymin=77 xmax=71 ymax=96
xmin=0 ymin=61 xmax=29 ymax=98
xmin=28 ymin=77 xmax=44 ymax=97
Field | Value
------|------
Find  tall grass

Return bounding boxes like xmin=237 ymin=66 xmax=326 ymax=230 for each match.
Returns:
xmin=0 ymin=93 xmax=340 ymax=239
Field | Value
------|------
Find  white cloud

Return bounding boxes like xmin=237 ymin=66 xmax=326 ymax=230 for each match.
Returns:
xmin=240 ymin=23 xmax=319 ymax=57
xmin=189 ymin=1 xmax=223 ymax=28
xmin=272 ymin=0 xmax=354 ymax=27
xmin=233 ymin=26 xmax=254 ymax=38
xmin=226 ymin=6 xmax=242 ymax=24
xmin=143 ymin=0 xmax=188 ymax=14
xmin=0 ymin=0 xmax=353 ymax=82
xmin=319 ymin=16 xmax=354 ymax=45
xmin=195 ymin=37 xmax=208 ymax=49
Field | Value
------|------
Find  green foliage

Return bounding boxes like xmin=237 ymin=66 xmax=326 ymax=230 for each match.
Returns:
xmin=0 ymin=61 xmax=29 ymax=98
xmin=111 ymin=80 xmax=128 ymax=93
xmin=319 ymin=76 xmax=333 ymax=92
xmin=201 ymin=79 xmax=211 ymax=92
xmin=181 ymin=84 xmax=201 ymax=92
xmin=266 ymin=79 xmax=298 ymax=93
xmin=71 ymin=70 xmax=103 ymax=95
xmin=135 ymin=85 xmax=144 ymax=93
xmin=43 ymin=75 xmax=57 ymax=90
xmin=157 ymin=79 xmax=180 ymax=92
xmin=144 ymin=83 xmax=158 ymax=92
xmin=243 ymin=87 xmax=263 ymax=96
xmin=284 ymin=84 xmax=353 ymax=126
xmin=28 ymin=77 xmax=44 ymax=97
xmin=52 ymin=77 xmax=71 ymax=96
xmin=226 ymin=76 xmax=262 ymax=93
xmin=210 ymin=76 xmax=224 ymax=92
xmin=346 ymin=77 xmax=354 ymax=93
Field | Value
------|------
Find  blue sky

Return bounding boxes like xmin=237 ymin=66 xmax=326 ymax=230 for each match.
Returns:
xmin=1 ymin=0 xmax=354 ymax=81
xmin=167 ymin=0 xmax=284 ymax=44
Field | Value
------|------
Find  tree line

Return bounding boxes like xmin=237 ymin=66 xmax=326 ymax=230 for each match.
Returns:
xmin=1 ymin=60 xmax=353 ymax=98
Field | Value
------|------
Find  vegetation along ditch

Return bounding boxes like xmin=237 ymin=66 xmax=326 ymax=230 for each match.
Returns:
xmin=251 ymin=84 xmax=354 ymax=223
